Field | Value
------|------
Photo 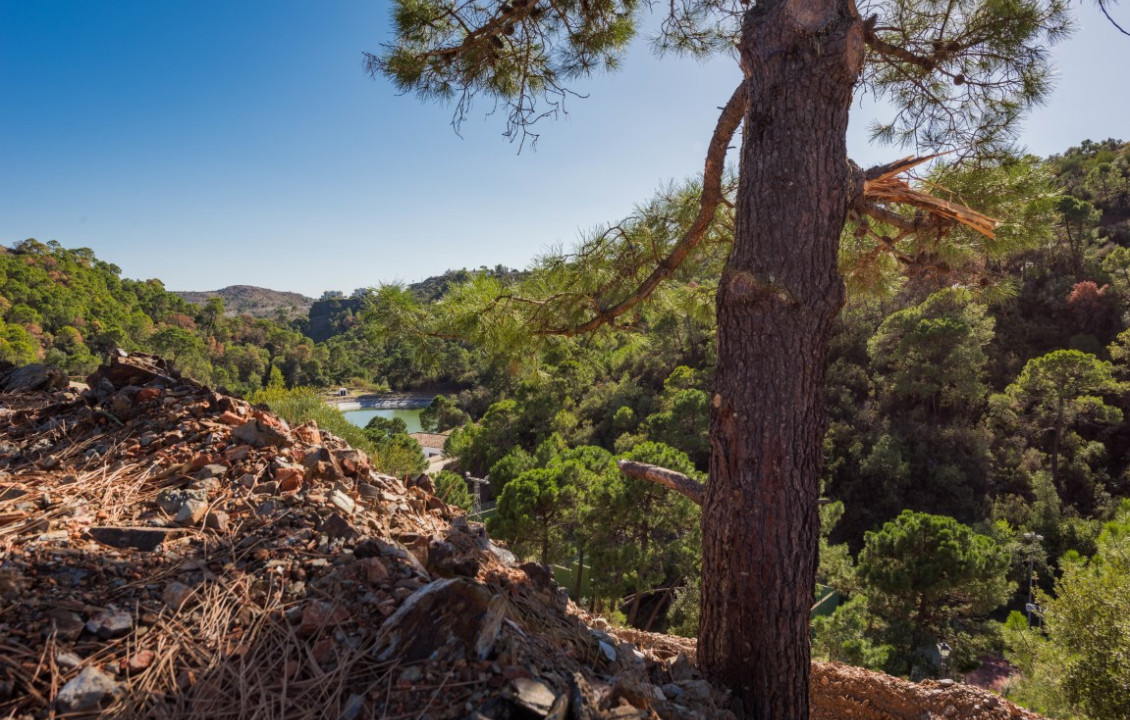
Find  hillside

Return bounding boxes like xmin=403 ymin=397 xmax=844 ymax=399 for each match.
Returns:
xmin=408 ymin=266 xmax=526 ymax=302
xmin=174 ymin=285 xmax=315 ymax=319
xmin=0 ymin=353 xmax=1046 ymax=720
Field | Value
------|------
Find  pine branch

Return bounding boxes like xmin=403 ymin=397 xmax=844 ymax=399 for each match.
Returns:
xmin=537 ymin=80 xmax=747 ymax=336
xmin=1098 ymin=0 xmax=1130 ymax=36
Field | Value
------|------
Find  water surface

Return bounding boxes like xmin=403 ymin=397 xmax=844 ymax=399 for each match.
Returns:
xmin=342 ymin=407 xmax=423 ymax=434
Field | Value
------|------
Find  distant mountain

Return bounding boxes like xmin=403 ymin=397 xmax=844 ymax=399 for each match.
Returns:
xmin=175 ymin=285 xmax=315 ymax=319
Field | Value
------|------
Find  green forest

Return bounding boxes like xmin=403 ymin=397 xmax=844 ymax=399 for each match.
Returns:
xmin=5 ymin=138 xmax=1130 ymax=719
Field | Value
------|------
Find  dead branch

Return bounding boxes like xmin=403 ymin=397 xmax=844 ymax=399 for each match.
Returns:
xmin=618 ymin=460 xmax=834 ymax=509
xmin=617 ymin=459 xmax=704 ymax=506
xmin=859 ymin=156 xmax=999 ymax=239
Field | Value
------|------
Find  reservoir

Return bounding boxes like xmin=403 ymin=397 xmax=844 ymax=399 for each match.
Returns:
xmin=342 ymin=407 xmax=424 ymax=433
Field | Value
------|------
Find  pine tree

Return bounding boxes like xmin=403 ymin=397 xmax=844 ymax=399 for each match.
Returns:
xmin=369 ymin=0 xmax=1099 ymax=716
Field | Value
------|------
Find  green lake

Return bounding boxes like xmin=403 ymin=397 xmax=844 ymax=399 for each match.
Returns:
xmin=342 ymin=407 xmax=423 ymax=434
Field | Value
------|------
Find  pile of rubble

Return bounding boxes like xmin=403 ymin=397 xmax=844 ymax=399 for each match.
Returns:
xmin=0 ymin=353 xmax=1046 ymax=719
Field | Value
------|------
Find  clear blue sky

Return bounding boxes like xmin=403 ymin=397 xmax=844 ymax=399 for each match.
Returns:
xmin=2 ymin=1 xmax=1128 ymax=298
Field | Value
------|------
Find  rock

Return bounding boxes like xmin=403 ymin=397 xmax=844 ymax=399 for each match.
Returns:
xmin=136 ymin=387 xmax=162 ymax=403
xmin=328 ymin=489 xmax=356 ymax=515
xmin=678 ymin=679 xmax=713 ymax=703
xmin=232 ymin=419 xmax=291 ymax=448
xmin=597 ymin=640 xmax=617 ymax=663
xmin=661 ymin=683 xmax=685 ymax=700
xmin=108 ymin=389 xmax=138 ymax=420
xmin=605 ymin=707 xmax=647 ymax=719
xmin=520 ymin=563 xmax=554 ymax=590
xmin=1 ymin=363 xmax=67 ymax=393
xmin=194 ymin=464 xmax=228 ymax=481
xmin=156 ymin=488 xmax=208 ymax=516
xmin=294 ymin=421 xmax=322 ymax=445
xmin=175 ymin=498 xmax=208 ymax=525
xmin=311 ymin=637 xmax=337 ymax=665
xmin=163 ymin=582 xmax=194 ymax=610
xmin=217 ymin=410 xmax=245 ymax=426
xmin=373 ymin=577 xmax=505 ymax=662
xmin=47 ymin=609 xmax=85 ymax=641
xmin=204 ymin=509 xmax=230 ymax=532
xmin=55 ymin=666 xmax=121 ymax=713
xmin=340 ymin=693 xmax=366 ymax=720
xmin=275 ymin=465 xmax=304 ymax=492
xmin=0 ymin=484 xmax=26 ymax=501
xmin=256 ymin=499 xmax=280 ymax=517
xmin=616 ymin=641 xmax=646 ymax=672
xmin=299 ymin=600 xmax=350 ymax=636
xmin=86 ymin=351 xmax=179 ymax=390
xmin=667 ymin=652 xmax=696 ymax=682
xmin=320 ymin=512 xmax=357 ymax=540
xmin=398 ymin=666 xmax=424 ymax=684
xmin=127 ymin=650 xmax=156 ymax=672
xmin=55 ymin=651 xmax=83 ymax=669
xmin=85 ymin=607 xmax=133 ymax=639
xmin=406 ymin=473 xmax=436 ymax=494
xmin=357 ymin=557 xmax=389 ymax=584
xmin=334 ymin=449 xmax=369 ymax=478
xmin=507 ymin=677 xmax=557 ymax=717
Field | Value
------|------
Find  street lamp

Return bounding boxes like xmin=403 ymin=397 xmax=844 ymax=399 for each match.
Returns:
xmin=936 ymin=641 xmax=952 ymax=679
xmin=1022 ymin=532 xmax=1044 ymax=628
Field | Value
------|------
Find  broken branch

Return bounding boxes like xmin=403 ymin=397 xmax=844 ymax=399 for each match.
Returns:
xmin=617 ymin=459 xmax=704 ymax=506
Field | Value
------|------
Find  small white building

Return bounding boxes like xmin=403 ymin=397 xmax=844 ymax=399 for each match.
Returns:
xmin=409 ymin=432 xmax=450 ymax=459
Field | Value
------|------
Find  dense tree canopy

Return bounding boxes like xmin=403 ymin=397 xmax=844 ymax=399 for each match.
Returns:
xmin=12 ymin=137 xmax=1130 ymax=718
xmin=366 ymin=0 xmax=1109 ymax=698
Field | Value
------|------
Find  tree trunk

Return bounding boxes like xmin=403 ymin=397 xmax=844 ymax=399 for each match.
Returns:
xmin=698 ymin=0 xmax=863 ymax=718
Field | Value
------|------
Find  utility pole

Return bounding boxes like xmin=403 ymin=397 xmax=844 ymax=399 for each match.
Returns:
xmin=465 ymin=472 xmax=490 ymax=518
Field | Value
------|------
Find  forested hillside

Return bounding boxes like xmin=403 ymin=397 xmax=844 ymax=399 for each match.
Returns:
xmin=0 ymin=241 xmax=483 ymax=395
xmin=175 ymin=285 xmax=314 ymax=320
xmin=5 ymin=139 xmax=1130 ymax=718
xmin=359 ymin=140 xmax=1130 ymax=719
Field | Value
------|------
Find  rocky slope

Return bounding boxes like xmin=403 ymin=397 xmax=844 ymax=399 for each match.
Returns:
xmin=0 ymin=355 xmax=1045 ymax=719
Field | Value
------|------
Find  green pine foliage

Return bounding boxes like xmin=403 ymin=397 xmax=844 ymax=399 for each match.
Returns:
xmin=858 ymin=511 xmax=1013 ymax=674
xmin=434 ymin=470 xmax=475 ymax=511
xmin=1005 ymin=501 xmax=1130 ymax=720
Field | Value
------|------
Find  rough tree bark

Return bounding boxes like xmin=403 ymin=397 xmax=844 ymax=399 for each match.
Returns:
xmin=698 ymin=0 xmax=864 ymax=717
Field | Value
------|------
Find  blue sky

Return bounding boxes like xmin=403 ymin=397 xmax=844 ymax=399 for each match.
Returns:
xmin=2 ymin=1 xmax=1128 ymax=298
